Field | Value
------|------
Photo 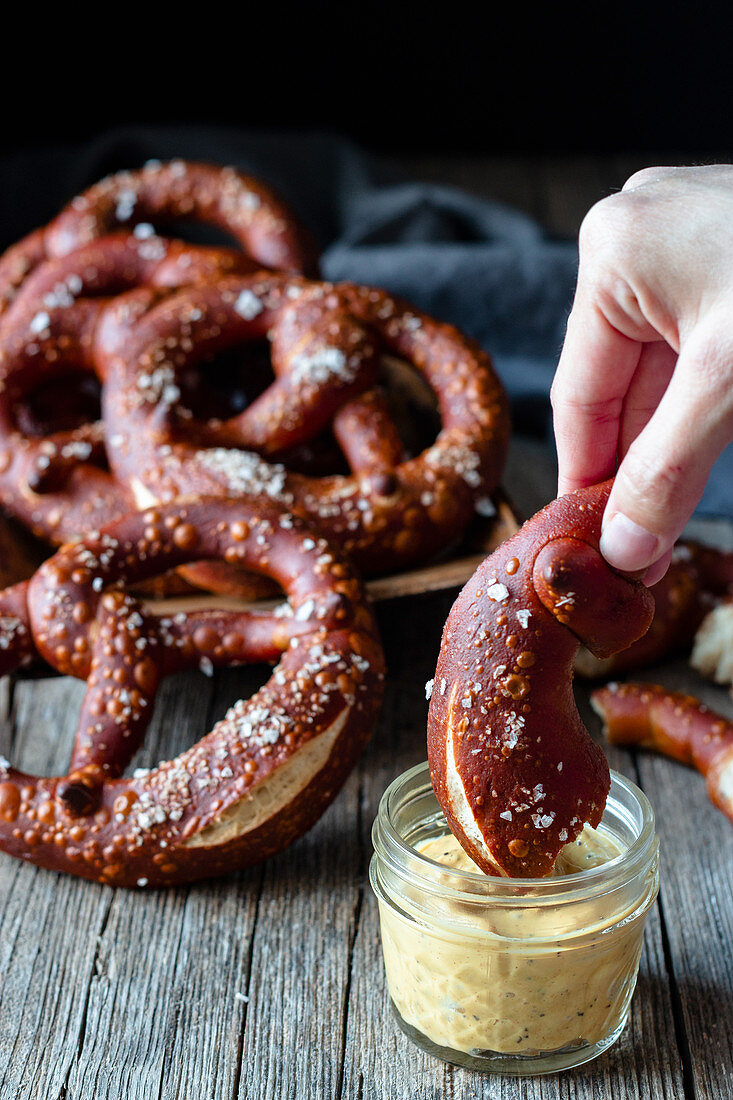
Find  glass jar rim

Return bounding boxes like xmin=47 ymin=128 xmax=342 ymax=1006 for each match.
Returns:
xmin=372 ymin=761 xmax=657 ymax=907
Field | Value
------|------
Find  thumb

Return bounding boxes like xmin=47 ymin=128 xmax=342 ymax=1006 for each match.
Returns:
xmin=600 ymin=315 xmax=733 ymax=573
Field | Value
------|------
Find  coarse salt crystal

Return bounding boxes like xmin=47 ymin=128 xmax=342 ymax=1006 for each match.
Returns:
xmin=234 ymin=289 xmax=264 ymax=320
xmin=486 ymin=582 xmax=510 ymax=602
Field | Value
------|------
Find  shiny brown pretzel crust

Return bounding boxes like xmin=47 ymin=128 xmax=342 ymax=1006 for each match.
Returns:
xmin=0 ymin=160 xmax=317 ymax=319
xmin=592 ymin=681 xmax=733 ymax=825
xmin=427 ymin=481 xmax=654 ymax=877
xmin=98 ymin=274 xmax=510 ymax=580
xmin=0 ymin=497 xmax=385 ymax=886
xmin=0 ymin=233 xmax=261 ymax=545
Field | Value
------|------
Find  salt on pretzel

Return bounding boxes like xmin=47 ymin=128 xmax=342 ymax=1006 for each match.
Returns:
xmin=575 ymin=541 xmax=733 ymax=679
xmin=0 ymin=233 xmax=260 ymax=545
xmin=591 ymin=681 xmax=733 ymax=825
xmin=98 ymin=274 xmax=510 ymax=582
xmin=0 ymin=160 xmax=317 ymax=318
xmin=426 ymin=481 xmax=655 ymax=877
xmin=0 ymin=497 xmax=385 ymax=886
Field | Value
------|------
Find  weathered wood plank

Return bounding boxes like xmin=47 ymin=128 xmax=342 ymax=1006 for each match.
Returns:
xmin=210 ymin=662 xmax=363 ymax=1100
xmin=58 ymin=670 xmax=263 ymax=1100
xmin=607 ymin=659 xmax=733 ymax=1100
xmin=0 ymin=678 xmax=113 ymax=1100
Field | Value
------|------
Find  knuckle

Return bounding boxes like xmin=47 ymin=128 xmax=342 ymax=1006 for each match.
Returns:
xmin=622 ymin=165 xmax=677 ymax=191
xmin=578 ymin=193 xmax=644 ymax=264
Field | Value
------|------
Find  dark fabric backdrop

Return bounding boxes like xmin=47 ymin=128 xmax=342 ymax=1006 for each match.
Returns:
xmin=1 ymin=127 xmax=730 ymax=516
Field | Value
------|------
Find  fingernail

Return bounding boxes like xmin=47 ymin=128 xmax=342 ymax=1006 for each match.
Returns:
xmin=599 ymin=512 xmax=660 ymax=572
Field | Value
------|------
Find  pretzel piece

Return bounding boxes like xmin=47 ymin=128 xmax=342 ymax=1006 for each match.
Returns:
xmin=591 ymin=682 xmax=733 ymax=825
xmin=0 ymin=498 xmax=385 ymax=886
xmin=426 ymin=481 xmax=655 ymax=877
xmin=99 ymin=275 xmax=510 ymax=580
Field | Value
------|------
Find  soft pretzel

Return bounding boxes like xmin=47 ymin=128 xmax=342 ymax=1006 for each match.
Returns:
xmin=426 ymin=481 xmax=655 ymax=877
xmin=591 ymin=681 xmax=733 ymax=825
xmin=575 ymin=541 xmax=733 ymax=678
xmin=0 ymin=160 xmax=317 ymax=317
xmin=0 ymin=232 xmax=259 ymax=545
xmin=0 ymin=497 xmax=385 ymax=886
xmin=98 ymin=274 xmax=510 ymax=581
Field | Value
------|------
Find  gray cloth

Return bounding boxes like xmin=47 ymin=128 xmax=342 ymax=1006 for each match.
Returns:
xmin=2 ymin=126 xmax=730 ymax=515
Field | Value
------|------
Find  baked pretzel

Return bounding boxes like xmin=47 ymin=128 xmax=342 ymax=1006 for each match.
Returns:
xmin=426 ymin=481 xmax=655 ymax=877
xmin=98 ymin=274 xmax=510 ymax=581
xmin=0 ymin=497 xmax=385 ymax=886
xmin=575 ymin=541 xmax=733 ymax=678
xmin=591 ymin=682 xmax=733 ymax=825
xmin=0 ymin=160 xmax=317 ymax=317
xmin=0 ymin=232 xmax=259 ymax=544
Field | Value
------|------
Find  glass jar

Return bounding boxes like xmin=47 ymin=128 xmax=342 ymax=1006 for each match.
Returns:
xmin=370 ymin=762 xmax=659 ymax=1075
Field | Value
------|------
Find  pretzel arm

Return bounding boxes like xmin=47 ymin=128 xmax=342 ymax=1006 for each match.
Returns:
xmin=195 ymin=362 xmax=379 ymax=455
xmin=45 ymin=162 xmax=318 ymax=276
xmin=332 ymin=389 xmax=405 ymax=479
xmin=159 ymin=607 xmax=303 ymax=669
xmin=591 ymin=681 xmax=733 ymax=824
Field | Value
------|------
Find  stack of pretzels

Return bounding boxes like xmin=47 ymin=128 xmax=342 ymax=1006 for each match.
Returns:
xmin=0 ymin=159 xmax=511 ymax=885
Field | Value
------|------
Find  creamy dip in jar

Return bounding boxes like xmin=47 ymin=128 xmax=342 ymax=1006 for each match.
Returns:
xmin=370 ymin=763 xmax=659 ymax=1075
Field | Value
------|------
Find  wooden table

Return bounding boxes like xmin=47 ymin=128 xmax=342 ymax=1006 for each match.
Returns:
xmin=1 ymin=158 xmax=732 ymax=1099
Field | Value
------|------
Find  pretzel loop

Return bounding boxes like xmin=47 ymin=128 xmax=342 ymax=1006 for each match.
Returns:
xmin=0 ymin=497 xmax=385 ymax=886
xmin=45 ymin=161 xmax=318 ymax=276
xmin=0 ymin=234 xmax=262 ymax=543
xmin=99 ymin=275 xmax=510 ymax=581
xmin=0 ymin=161 xmax=316 ymax=318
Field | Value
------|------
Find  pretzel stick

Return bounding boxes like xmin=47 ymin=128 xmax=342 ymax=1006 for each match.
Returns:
xmin=591 ymin=681 xmax=733 ymax=824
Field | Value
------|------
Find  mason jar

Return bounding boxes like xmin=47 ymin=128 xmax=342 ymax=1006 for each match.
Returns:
xmin=370 ymin=762 xmax=659 ymax=1075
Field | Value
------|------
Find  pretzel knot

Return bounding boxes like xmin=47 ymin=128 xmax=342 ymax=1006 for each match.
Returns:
xmin=0 ymin=232 xmax=262 ymax=543
xmin=0 ymin=160 xmax=318 ymax=319
xmin=99 ymin=274 xmax=510 ymax=583
xmin=427 ymin=481 xmax=655 ymax=878
xmin=0 ymin=498 xmax=385 ymax=887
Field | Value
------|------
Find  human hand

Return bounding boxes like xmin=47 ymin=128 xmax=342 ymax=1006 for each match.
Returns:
xmin=551 ymin=165 xmax=733 ymax=586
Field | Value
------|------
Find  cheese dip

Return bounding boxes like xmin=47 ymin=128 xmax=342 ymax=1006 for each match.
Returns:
xmin=371 ymin=763 xmax=659 ymax=1075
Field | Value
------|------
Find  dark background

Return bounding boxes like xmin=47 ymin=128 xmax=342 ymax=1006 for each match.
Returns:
xmin=5 ymin=3 xmax=732 ymax=159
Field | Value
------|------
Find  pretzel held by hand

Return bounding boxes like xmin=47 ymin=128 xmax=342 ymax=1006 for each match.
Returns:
xmin=0 ymin=498 xmax=385 ymax=886
xmin=0 ymin=160 xmax=317 ymax=317
xmin=99 ymin=275 xmax=510 ymax=581
xmin=591 ymin=682 xmax=733 ymax=825
xmin=427 ymin=481 xmax=655 ymax=877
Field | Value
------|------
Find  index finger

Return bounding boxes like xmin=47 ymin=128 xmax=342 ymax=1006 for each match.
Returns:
xmin=551 ymin=296 xmax=642 ymax=496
